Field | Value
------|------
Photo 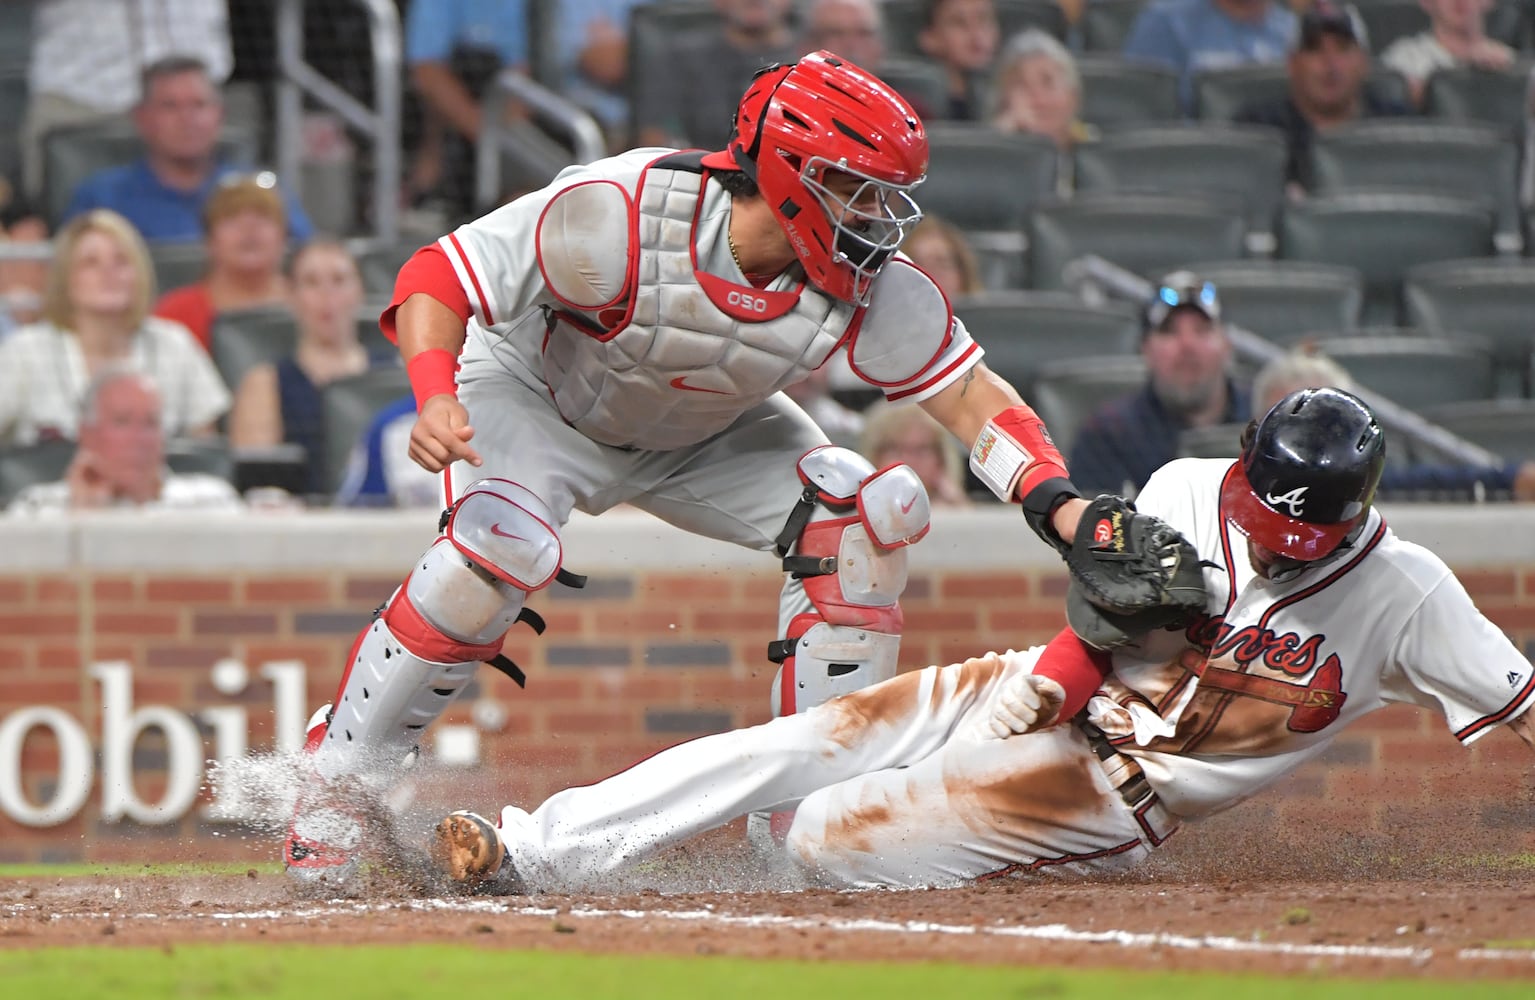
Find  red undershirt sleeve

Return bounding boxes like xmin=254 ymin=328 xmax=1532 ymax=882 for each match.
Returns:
xmin=378 ymin=245 xmax=473 ymax=345
xmin=1033 ymin=627 xmax=1113 ymax=723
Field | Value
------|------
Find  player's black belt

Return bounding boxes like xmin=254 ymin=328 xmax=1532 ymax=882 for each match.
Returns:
xmin=1078 ymin=719 xmax=1153 ymax=809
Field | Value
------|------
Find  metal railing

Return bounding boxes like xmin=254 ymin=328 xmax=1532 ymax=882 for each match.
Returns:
xmin=475 ymin=69 xmax=607 ymax=212
xmin=1062 ymin=254 xmax=1506 ymax=468
xmin=274 ymin=0 xmax=402 ymax=244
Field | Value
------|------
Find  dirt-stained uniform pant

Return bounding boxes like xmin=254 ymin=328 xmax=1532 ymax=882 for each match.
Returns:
xmin=492 ymin=647 xmax=1176 ymax=890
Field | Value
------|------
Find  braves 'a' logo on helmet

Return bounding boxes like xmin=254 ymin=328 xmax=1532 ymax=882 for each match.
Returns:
xmin=1264 ymin=486 xmax=1309 ymax=517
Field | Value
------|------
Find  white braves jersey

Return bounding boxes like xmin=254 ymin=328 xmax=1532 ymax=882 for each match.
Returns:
xmin=1093 ymin=458 xmax=1535 ymax=820
xmin=441 ymin=149 xmax=979 ymax=450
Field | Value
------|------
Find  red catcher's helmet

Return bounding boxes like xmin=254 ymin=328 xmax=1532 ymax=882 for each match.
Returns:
xmin=703 ymin=51 xmax=928 ymax=306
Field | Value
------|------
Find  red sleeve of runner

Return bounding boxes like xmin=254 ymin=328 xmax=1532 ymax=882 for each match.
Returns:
xmin=1032 ymin=626 xmax=1112 ymax=723
xmin=378 ymin=245 xmax=473 ymax=344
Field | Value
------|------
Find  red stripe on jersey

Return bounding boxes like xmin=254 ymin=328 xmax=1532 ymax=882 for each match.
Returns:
xmin=379 ymin=245 xmax=471 ymax=344
xmin=1455 ymin=671 xmax=1535 ymax=743
xmin=885 ymin=341 xmax=980 ymax=401
xmin=448 ymin=233 xmax=496 ymax=325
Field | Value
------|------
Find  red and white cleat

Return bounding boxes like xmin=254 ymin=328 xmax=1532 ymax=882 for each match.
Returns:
xmin=283 ymin=706 xmax=365 ymax=888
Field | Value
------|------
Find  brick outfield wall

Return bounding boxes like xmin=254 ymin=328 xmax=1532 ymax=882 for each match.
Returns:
xmin=0 ymin=563 xmax=1532 ymax=865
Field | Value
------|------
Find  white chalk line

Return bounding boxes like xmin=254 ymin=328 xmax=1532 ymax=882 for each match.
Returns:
xmin=6 ymin=897 xmax=1533 ymax=964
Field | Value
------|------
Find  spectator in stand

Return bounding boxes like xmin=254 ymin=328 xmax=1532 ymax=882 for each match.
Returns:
xmin=917 ymin=0 xmax=1002 ymax=121
xmin=0 ymin=184 xmax=49 ymax=339
xmin=7 ymin=367 xmax=242 ymax=515
xmin=0 ymin=210 xmax=229 ymax=446
xmin=334 ymin=395 xmax=443 ymax=509
xmin=802 ymin=0 xmax=947 ymax=120
xmin=153 ymin=173 xmax=290 ymax=351
xmin=63 ymin=57 xmax=314 ymax=242
xmin=859 ymin=400 xmax=972 ymax=506
xmin=990 ymin=29 xmax=1096 ymax=151
xmin=902 ymin=215 xmax=983 ymax=299
xmin=1252 ymin=349 xmax=1535 ymax=501
xmin=404 ymin=0 xmax=538 ymax=212
xmin=556 ymin=0 xmax=646 ymax=138
xmin=1234 ymin=3 xmax=1411 ymax=192
xmin=21 ymin=0 xmax=233 ymax=201
xmin=227 ymin=240 xmax=385 ymax=498
xmin=1381 ymin=0 xmax=1515 ymax=107
xmin=633 ymin=0 xmax=797 ymax=150
xmin=1122 ymin=0 xmax=1297 ymax=114
xmin=1069 ymin=270 xmax=1249 ymax=498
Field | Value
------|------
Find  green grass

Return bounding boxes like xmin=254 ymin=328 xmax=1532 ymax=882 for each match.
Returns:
xmin=0 ymin=861 xmax=282 ymax=878
xmin=0 ymin=946 xmax=1529 ymax=1000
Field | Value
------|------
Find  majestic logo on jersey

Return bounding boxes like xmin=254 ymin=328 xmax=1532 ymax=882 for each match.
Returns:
xmin=1510 ymin=670 xmax=1527 ymax=689
xmin=1264 ymin=486 xmax=1309 ymax=516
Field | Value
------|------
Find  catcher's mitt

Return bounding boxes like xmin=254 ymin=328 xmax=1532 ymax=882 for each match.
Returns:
xmin=1066 ymin=578 xmax=1197 ymax=650
xmin=1065 ymin=495 xmax=1208 ymax=618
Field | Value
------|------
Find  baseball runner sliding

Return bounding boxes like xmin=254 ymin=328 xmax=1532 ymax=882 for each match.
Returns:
xmin=283 ymin=53 xmax=1197 ymax=884
xmin=431 ymin=389 xmax=1535 ymax=890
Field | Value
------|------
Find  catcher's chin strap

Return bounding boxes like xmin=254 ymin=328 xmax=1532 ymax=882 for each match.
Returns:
xmin=435 ymin=499 xmax=589 ymax=689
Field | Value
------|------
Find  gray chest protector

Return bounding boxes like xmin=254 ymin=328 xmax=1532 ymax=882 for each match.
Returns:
xmin=540 ymin=153 xmax=858 ymax=451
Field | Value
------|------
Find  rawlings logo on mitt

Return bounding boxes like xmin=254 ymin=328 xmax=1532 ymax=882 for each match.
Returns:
xmin=1066 ymin=495 xmax=1209 ymax=628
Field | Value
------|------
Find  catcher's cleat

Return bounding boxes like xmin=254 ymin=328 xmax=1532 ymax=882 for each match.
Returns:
xmin=430 ymin=810 xmax=516 ymax=891
xmin=283 ymin=705 xmax=366 ymax=888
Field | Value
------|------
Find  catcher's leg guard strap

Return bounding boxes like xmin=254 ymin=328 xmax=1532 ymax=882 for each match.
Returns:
xmin=769 ymin=447 xmax=929 ymax=715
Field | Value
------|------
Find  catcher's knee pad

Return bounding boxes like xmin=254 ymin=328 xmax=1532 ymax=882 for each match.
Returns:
xmin=316 ymin=479 xmax=575 ymax=778
xmin=769 ymin=446 xmax=930 ymax=715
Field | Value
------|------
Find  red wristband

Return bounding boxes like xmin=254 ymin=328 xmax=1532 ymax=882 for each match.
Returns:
xmin=407 ymin=349 xmax=460 ymax=409
xmin=1032 ymin=627 xmax=1112 ymax=723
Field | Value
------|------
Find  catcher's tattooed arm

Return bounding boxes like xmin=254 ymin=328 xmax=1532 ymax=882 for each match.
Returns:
xmin=922 ymin=363 xmax=1088 ymax=540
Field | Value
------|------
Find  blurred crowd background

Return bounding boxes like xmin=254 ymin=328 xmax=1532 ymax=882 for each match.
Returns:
xmin=2 ymin=0 xmax=1535 ymax=518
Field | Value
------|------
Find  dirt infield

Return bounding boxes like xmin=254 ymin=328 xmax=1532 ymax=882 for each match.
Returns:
xmin=3 ymin=815 xmax=1533 ymax=981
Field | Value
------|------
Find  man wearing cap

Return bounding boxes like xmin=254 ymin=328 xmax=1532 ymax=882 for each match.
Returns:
xmin=1068 ymin=271 xmax=1250 ymax=499
xmin=1234 ymin=2 xmax=1412 ymax=191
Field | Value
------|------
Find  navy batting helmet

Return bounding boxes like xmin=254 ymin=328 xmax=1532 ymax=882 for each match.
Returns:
xmin=1222 ymin=387 xmax=1386 ymax=560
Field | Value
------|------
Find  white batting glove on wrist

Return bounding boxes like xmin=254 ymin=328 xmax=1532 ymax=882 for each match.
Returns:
xmin=986 ymin=674 xmax=1067 ymax=740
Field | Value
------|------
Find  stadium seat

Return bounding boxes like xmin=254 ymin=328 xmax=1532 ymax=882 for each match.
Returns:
xmin=1176 ymin=422 xmax=1245 ymax=460
xmin=1077 ymin=57 xmax=1182 ymax=127
xmin=1315 ymin=334 xmax=1497 ymax=407
xmin=1080 ymin=0 xmax=1148 ymax=53
xmin=41 ymin=122 xmax=260 ymax=226
xmin=1026 ymin=194 xmax=1247 ymax=290
xmin=1276 ymin=193 xmax=1495 ymax=326
xmin=1352 ymin=0 xmax=1431 ymax=54
xmin=1486 ymin=2 xmax=1534 ymax=50
xmin=952 ymin=291 xmax=1141 ymax=393
xmin=164 ymin=437 xmax=235 ymax=482
xmin=1421 ymin=399 xmax=1535 ymax=463
xmin=922 ymin=125 xmax=1059 ymax=233
xmin=1027 ymin=355 xmax=1148 ymax=456
xmin=355 ymin=240 xmax=425 ymax=298
xmin=1182 ymin=259 xmax=1364 ymax=345
xmin=626 ymin=1 xmax=718 ymax=141
xmin=210 ymin=307 xmax=300 ymax=393
xmin=1403 ymin=258 xmax=1535 ymax=397
xmin=1072 ymin=123 xmax=1287 ymax=241
xmin=1194 ymin=64 xmax=1410 ymax=120
xmin=0 ymin=440 xmax=75 ymax=508
xmin=883 ymin=0 xmax=1067 ymax=60
xmin=0 ymin=75 xmax=26 ymax=188
xmin=148 ymin=243 xmax=211 ymax=294
xmin=873 ymin=58 xmax=951 ymax=119
xmin=1422 ymin=64 xmax=1533 ymax=134
xmin=321 ymin=367 xmax=412 ymax=495
xmin=1306 ymin=121 xmax=1522 ymax=249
